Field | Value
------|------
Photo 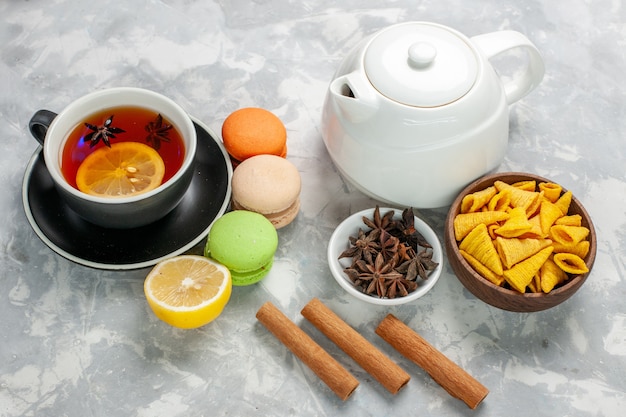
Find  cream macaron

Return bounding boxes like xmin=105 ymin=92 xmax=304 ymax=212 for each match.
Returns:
xmin=231 ymin=154 xmax=301 ymax=229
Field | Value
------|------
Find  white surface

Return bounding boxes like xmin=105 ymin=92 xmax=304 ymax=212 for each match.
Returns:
xmin=1 ymin=1 xmax=625 ymax=416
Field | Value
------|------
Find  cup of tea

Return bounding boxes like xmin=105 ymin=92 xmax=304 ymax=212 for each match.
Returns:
xmin=29 ymin=87 xmax=197 ymax=229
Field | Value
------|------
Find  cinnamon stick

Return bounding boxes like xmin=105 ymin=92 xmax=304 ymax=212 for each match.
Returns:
xmin=375 ymin=314 xmax=489 ymax=409
xmin=256 ymin=301 xmax=359 ymax=400
xmin=301 ymin=298 xmax=410 ymax=394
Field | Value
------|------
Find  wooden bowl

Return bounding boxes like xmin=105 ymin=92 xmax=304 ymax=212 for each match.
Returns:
xmin=444 ymin=172 xmax=597 ymax=312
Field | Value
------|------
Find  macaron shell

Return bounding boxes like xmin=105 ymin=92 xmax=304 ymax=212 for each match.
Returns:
xmin=232 ymin=197 xmax=300 ymax=229
xmin=206 ymin=210 xmax=278 ymax=274
xmin=222 ymin=107 xmax=287 ymax=162
xmin=231 ymin=154 xmax=301 ymax=216
xmin=230 ymin=258 xmax=274 ymax=286
xmin=229 ymin=144 xmax=287 ymax=169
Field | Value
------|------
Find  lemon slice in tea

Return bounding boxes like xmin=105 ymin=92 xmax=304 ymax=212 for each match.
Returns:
xmin=144 ymin=255 xmax=232 ymax=329
xmin=76 ymin=142 xmax=165 ymax=197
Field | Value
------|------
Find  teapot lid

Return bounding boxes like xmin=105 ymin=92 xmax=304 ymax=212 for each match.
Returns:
xmin=364 ymin=22 xmax=478 ymax=107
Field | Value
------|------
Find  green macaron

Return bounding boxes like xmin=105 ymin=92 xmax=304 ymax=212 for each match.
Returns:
xmin=204 ymin=210 xmax=278 ymax=286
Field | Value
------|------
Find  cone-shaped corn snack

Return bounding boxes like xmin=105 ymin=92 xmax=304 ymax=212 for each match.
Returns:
xmin=526 ymin=190 xmax=544 ymax=217
xmin=495 ymin=237 xmax=553 ymax=269
xmin=494 ymin=181 xmax=541 ymax=215
xmin=539 ymin=182 xmax=562 ymax=203
xmin=522 ymin=215 xmax=545 ymax=239
xmin=460 ymin=250 xmax=505 ymax=286
xmin=554 ymin=190 xmax=572 ymax=215
xmin=539 ymin=200 xmax=564 ymax=235
xmin=459 ymin=223 xmax=503 ymax=275
xmin=553 ymin=253 xmax=589 ymax=274
xmin=552 ymin=240 xmax=590 ymax=259
xmin=528 ymin=273 xmax=540 ymax=293
xmin=487 ymin=223 xmax=500 ymax=240
xmin=503 ymin=246 xmax=553 ymax=293
xmin=511 ymin=180 xmax=536 ymax=191
xmin=454 ymin=211 xmax=510 ymax=241
xmin=487 ymin=190 xmax=511 ymax=212
xmin=555 ymin=214 xmax=582 ymax=227
xmin=550 ymin=225 xmax=590 ymax=246
xmin=533 ymin=272 xmax=542 ymax=293
xmin=461 ymin=186 xmax=497 ymax=213
xmin=494 ymin=207 xmax=532 ymax=238
xmin=540 ymin=257 xmax=568 ymax=293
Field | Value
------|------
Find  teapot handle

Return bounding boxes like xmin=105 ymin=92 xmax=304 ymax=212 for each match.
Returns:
xmin=471 ymin=31 xmax=545 ymax=105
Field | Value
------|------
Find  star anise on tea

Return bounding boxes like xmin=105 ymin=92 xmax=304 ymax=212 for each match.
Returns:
xmin=145 ymin=113 xmax=172 ymax=150
xmin=84 ymin=115 xmax=126 ymax=147
xmin=339 ymin=206 xmax=439 ymax=299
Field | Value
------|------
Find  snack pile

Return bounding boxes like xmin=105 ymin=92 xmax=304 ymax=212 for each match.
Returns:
xmin=453 ymin=179 xmax=590 ymax=293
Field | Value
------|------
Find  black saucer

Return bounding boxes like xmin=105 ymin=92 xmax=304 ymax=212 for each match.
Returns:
xmin=22 ymin=118 xmax=232 ymax=270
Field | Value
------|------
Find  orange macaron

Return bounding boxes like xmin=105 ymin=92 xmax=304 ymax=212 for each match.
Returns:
xmin=222 ymin=107 xmax=287 ymax=165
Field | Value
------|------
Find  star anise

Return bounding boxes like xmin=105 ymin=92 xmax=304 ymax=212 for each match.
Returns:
xmin=396 ymin=242 xmax=414 ymax=263
xmin=362 ymin=205 xmax=395 ymax=234
xmin=386 ymin=276 xmax=418 ymax=298
xmin=394 ymin=207 xmax=431 ymax=249
xmin=396 ymin=248 xmax=439 ymax=280
xmin=339 ymin=206 xmax=439 ymax=299
xmin=344 ymin=252 xmax=403 ymax=298
xmin=84 ymin=115 xmax=125 ymax=147
xmin=378 ymin=229 xmax=399 ymax=262
xmin=145 ymin=113 xmax=172 ymax=150
xmin=339 ymin=228 xmax=380 ymax=265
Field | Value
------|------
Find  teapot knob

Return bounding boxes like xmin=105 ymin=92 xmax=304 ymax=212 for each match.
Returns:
xmin=408 ymin=42 xmax=437 ymax=68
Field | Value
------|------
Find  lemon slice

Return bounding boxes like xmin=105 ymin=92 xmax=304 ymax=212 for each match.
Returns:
xmin=76 ymin=142 xmax=165 ymax=197
xmin=144 ymin=255 xmax=232 ymax=329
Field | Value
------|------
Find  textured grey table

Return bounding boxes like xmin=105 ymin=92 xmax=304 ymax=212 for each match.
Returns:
xmin=1 ymin=1 xmax=625 ymax=416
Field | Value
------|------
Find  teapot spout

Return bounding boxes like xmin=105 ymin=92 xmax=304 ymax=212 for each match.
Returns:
xmin=329 ymin=72 xmax=379 ymax=123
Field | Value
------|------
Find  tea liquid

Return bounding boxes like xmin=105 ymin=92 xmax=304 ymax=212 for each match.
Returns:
xmin=61 ymin=106 xmax=185 ymax=189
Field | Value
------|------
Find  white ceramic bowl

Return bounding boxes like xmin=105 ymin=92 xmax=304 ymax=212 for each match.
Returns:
xmin=327 ymin=207 xmax=443 ymax=305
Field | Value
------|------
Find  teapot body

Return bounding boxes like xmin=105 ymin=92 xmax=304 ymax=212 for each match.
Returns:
xmin=321 ymin=22 xmax=544 ymax=208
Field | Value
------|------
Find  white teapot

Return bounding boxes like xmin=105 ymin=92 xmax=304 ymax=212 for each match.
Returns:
xmin=321 ymin=22 xmax=545 ymax=208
